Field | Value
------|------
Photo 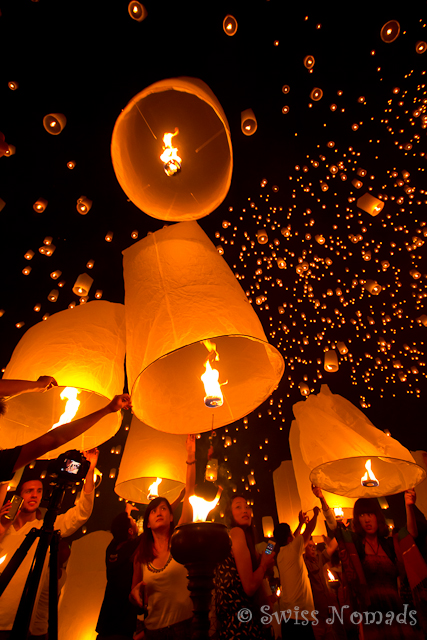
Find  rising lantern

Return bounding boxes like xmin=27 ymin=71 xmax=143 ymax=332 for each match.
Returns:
xmin=123 ymin=221 xmax=284 ymax=434
xmin=292 ymin=385 xmax=425 ymax=498
xmin=1 ymin=301 xmax=126 ymax=457
xmin=115 ymin=416 xmax=187 ymax=504
xmin=111 ymin=77 xmax=232 ymax=221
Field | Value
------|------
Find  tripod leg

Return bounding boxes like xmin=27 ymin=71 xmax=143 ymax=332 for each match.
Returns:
xmin=48 ymin=530 xmax=60 ymax=640
xmin=0 ymin=527 xmax=40 ymax=596
xmin=10 ymin=528 xmax=53 ymax=640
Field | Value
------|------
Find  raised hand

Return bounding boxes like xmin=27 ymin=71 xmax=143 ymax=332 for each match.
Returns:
xmin=83 ymin=447 xmax=99 ymax=469
xmin=108 ymin=393 xmax=132 ymax=413
xmin=37 ymin=376 xmax=58 ymax=392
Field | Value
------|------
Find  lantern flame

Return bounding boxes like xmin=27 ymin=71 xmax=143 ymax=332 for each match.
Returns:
xmin=276 ymin=586 xmax=281 ymax=597
xmin=160 ymin=128 xmax=182 ymax=176
xmin=147 ymin=477 xmax=162 ymax=500
xmin=327 ymin=569 xmax=339 ymax=583
xmin=0 ymin=554 xmax=6 ymax=566
xmin=361 ymin=459 xmax=379 ymax=487
xmin=189 ymin=489 xmax=221 ymax=522
xmin=201 ymin=340 xmax=227 ymax=408
xmin=50 ymin=387 xmax=81 ymax=430
xmin=333 ymin=507 xmax=344 ymax=520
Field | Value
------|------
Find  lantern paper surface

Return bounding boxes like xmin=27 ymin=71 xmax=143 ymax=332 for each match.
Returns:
xmin=111 ymin=77 xmax=233 ymax=221
xmin=123 ymin=222 xmax=284 ymax=433
xmin=289 ymin=426 xmax=355 ymax=536
xmin=115 ymin=417 xmax=186 ymax=503
xmin=410 ymin=451 xmax=427 ymax=520
xmin=58 ymin=531 xmax=112 ymax=640
xmin=1 ymin=301 xmax=125 ymax=457
xmin=293 ymin=385 xmax=424 ymax=498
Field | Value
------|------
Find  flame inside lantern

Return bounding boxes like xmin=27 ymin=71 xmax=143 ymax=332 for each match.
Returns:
xmin=147 ymin=477 xmax=162 ymax=500
xmin=361 ymin=459 xmax=379 ymax=487
xmin=160 ymin=128 xmax=182 ymax=176
xmin=333 ymin=507 xmax=344 ymax=520
xmin=0 ymin=554 xmax=6 ymax=566
xmin=50 ymin=387 xmax=81 ymax=430
xmin=327 ymin=568 xmax=339 ymax=583
xmin=201 ymin=340 xmax=227 ymax=408
xmin=189 ymin=490 xmax=221 ymax=522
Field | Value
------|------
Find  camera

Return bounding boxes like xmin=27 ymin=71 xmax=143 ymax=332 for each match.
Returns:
xmin=46 ymin=450 xmax=90 ymax=486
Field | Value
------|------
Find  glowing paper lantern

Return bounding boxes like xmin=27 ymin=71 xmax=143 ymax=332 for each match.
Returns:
xmin=115 ymin=416 xmax=186 ymax=504
xmin=380 ymin=20 xmax=400 ymax=43
xmin=273 ymin=461 xmax=303 ymax=534
xmin=58 ymin=531 xmax=112 ymax=640
xmin=1 ymin=301 xmax=126 ymax=458
xmin=262 ymin=516 xmax=274 ymax=538
xmin=292 ymin=385 xmax=425 ymax=498
xmin=323 ymin=350 xmax=338 ymax=372
xmin=123 ymin=221 xmax=284 ymax=434
xmin=72 ymin=273 xmax=93 ymax=297
xmin=111 ymin=77 xmax=232 ymax=222
xmin=33 ymin=198 xmax=48 ymax=213
xmin=43 ymin=113 xmax=67 ymax=135
xmin=364 ymin=280 xmax=382 ymax=295
xmin=223 ymin=15 xmax=238 ymax=36
xmin=241 ymin=109 xmax=257 ymax=135
xmin=128 ymin=1 xmax=147 ymax=21
xmin=357 ymin=193 xmax=384 ymax=217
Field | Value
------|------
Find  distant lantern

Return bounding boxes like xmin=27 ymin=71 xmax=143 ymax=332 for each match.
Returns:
xmin=131 ymin=230 xmax=138 ymax=239
xmin=357 ymin=193 xmax=384 ymax=216
xmin=337 ymin=341 xmax=348 ymax=355
xmin=128 ymin=1 xmax=147 ymax=21
xmin=105 ymin=232 xmax=114 ymax=242
xmin=8 ymin=81 xmax=18 ymax=90
xmin=351 ymin=179 xmax=363 ymax=189
xmin=206 ymin=458 xmax=219 ymax=482
xmin=5 ymin=145 xmax=15 ymax=157
xmin=416 ymin=41 xmax=427 ymax=54
xmin=115 ymin=417 xmax=186 ymax=503
xmin=299 ymin=382 xmax=310 ymax=396
xmin=33 ymin=198 xmax=48 ymax=213
xmin=262 ymin=516 xmax=274 ymax=538
xmin=123 ymin=221 xmax=284 ymax=434
xmin=24 ymin=250 xmax=34 ymax=260
xmin=365 ymin=280 xmax=382 ymax=295
xmin=50 ymin=270 xmax=62 ymax=280
xmin=315 ymin=235 xmax=325 ymax=244
xmin=44 ymin=237 xmax=53 ymax=246
xmin=293 ymin=385 xmax=425 ymax=498
xmin=111 ymin=77 xmax=232 ymax=222
xmin=282 ymin=85 xmax=290 ymax=94
xmin=1 ymin=301 xmax=126 ymax=458
xmin=324 ymin=350 xmax=338 ymax=372
xmin=73 ymin=273 xmax=93 ymax=297
xmin=95 ymin=290 xmax=103 ymax=299
xmin=223 ymin=15 xmax=238 ymax=36
xmin=86 ymin=259 xmax=95 ymax=269
xmin=241 ymin=109 xmax=257 ymax=135
xmin=310 ymin=88 xmax=323 ymax=101
xmin=256 ymin=229 xmax=268 ymax=244
xmin=67 ymin=160 xmax=76 ymax=169
xmin=76 ymin=196 xmax=92 ymax=215
xmin=303 ymin=55 xmax=315 ymax=69
xmin=22 ymin=267 xmax=32 ymax=276
xmin=48 ymin=289 xmax=59 ymax=302
xmin=43 ymin=113 xmax=67 ymax=135
xmin=380 ymin=20 xmax=400 ymax=43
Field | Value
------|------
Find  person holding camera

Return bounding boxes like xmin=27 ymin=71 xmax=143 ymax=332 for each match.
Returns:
xmin=0 ymin=447 xmax=100 ymax=638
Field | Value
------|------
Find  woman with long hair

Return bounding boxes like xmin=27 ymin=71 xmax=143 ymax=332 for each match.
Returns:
xmin=214 ymin=494 xmax=275 ymax=639
xmin=344 ymin=493 xmax=422 ymax=639
xmin=129 ymin=435 xmax=196 ymax=639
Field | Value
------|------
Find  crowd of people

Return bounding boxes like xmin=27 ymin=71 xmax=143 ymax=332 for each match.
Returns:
xmin=1 ymin=379 xmax=427 ymax=640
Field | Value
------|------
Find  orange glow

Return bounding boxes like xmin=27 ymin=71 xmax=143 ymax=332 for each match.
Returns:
xmin=160 ymin=129 xmax=182 ymax=176
xmin=201 ymin=340 xmax=227 ymax=407
xmin=327 ymin=568 xmax=339 ymax=582
xmin=333 ymin=507 xmax=344 ymax=519
xmin=147 ymin=477 xmax=162 ymax=500
xmin=51 ymin=387 xmax=81 ymax=430
xmin=0 ymin=554 xmax=6 ymax=566
xmin=361 ymin=459 xmax=379 ymax=487
xmin=189 ymin=489 xmax=221 ymax=522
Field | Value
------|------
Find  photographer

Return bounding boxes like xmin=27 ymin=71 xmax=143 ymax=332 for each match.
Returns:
xmin=0 ymin=448 xmax=99 ymax=638
xmin=0 ymin=378 xmax=131 ymax=485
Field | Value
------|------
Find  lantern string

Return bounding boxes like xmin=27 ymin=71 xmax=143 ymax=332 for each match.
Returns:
xmin=135 ymin=103 xmax=157 ymax=140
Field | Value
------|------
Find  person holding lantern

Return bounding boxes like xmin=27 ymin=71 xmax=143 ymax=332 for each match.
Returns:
xmin=129 ymin=435 xmax=196 ymax=639
xmin=214 ymin=494 xmax=276 ymax=639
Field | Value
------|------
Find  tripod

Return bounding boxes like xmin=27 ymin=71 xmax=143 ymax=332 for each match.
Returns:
xmin=0 ymin=483 xmax=67 ymax=640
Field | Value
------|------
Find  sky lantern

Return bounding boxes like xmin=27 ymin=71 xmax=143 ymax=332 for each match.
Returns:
xmin=241 ymin=109 xmax=257 ymax=135
xmin=115 ymin=417 xmax=186 ymax=504
xmin=1 ymin=301 xmax=126 ymax=458
xmin=111 ymin=77 xmax=232 ymax=221
xmin=356 ymin=193 xmax=384 ymax=216
xmin=292 ymin=385 xmax=425 ymax=498
xmin=223 ymin=15 xmax=238 ymax=36
xmin=123 ymin=221 xmax=284 ymax=434
xmin=42 ymin=113 xmax=67 ymax=135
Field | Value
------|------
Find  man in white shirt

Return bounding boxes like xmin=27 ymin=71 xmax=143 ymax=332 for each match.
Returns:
xmin=0 ymin=448 xmax=99 ymax=638
xmin=275 ymin=507 xmax=320 ymax=640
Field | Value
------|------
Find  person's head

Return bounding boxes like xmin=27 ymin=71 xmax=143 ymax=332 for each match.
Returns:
xmin=111 ymin=511 xmax=138 ymax=544
xmin=273 ymin=523 xmax=292 ymax=549
xmin=305 ymin=537 xmax=317 ymax=560
xmin=138 ymin=497 xmax=174 ymax=565
xmin=18 ymin=479 xmax=44 ymax=514
xmin=226 ymin=495 xmax=252 ymax=529
xmin=352 ymin=498 xmax=388 ymax=538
